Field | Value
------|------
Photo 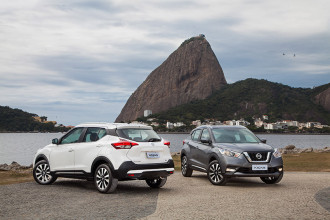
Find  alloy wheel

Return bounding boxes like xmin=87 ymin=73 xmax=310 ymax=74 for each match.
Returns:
xmin=181 ymin=157 xmax=187 ymax=175
xmin=96 ymin=167 xmax=110 ymax=190
xmin=35 ymin=163 xmax=51 ymax=183
xmin=209 ymin=162 xmax=223 ymax=184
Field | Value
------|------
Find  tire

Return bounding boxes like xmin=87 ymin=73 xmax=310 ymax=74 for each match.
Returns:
xmin=94 ymin=164 xmax=118 ymax=193
xmin=207 ymin=160 xmax=227 ymax=185
xmin=146 ymin=177 xmax=167 ymax=188
xmin=181 ymin=155 xmax=193 ymax=177
xmin=260 ymin=172 xmax=283 ymax=184
xmin=33 ymin=160 xmax=57 ymax=185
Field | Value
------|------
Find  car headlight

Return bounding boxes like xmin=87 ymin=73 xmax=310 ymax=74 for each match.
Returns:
xmin=273 ymin=148 xmax=282 ymax=158
xmin=219 ymin=149 xmax=241 ymax=158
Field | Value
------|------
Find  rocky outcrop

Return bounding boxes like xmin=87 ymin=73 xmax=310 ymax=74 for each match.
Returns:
xmin=0 ymin=162 xmax=32 ymax=171
xmin=115 ymin=36 xmax=227 ymax=122
xmin=280 ymin=146 xmax=330 ymax=154
xmin=314 ymin=87 xmax=330 ymax=111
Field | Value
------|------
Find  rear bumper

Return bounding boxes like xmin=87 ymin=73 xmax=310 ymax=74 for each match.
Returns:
xmin=114 ymin=159 xmax=174 ymax=180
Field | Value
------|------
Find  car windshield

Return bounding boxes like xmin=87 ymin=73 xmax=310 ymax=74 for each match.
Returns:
xmin=117 ymin=128 xmax=161 ymax=142
xmin=212 ymin=128 xmax=260 ymax=143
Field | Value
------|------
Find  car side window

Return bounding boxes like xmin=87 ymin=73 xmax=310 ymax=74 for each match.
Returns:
xmin=191 ymin=129 xmax=202 ymax=141
xmin=201 ymin=129 xmax=210 ymax=140
xmin=60 ymin=128 xmax=84 ymax=144
xmin=83 ymin=127 xmax=107 ymax=142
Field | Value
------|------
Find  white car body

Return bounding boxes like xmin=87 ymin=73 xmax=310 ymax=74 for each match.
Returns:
xmin=33 ymin=123 xmax=174 ymax=192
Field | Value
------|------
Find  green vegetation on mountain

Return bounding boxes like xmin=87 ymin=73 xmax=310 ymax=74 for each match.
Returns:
xmin=145 ymin=78 xmax=330 ymax=125
xmin=0 ymin=106 xmax=68 ymax=132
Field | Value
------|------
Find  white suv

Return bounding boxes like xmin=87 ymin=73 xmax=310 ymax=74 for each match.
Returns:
xmin=33 ymin=123 xmax=174 ymax=193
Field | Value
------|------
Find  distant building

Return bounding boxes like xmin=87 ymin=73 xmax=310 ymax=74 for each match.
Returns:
xmin=174 ymin=122 xmax=185 ymax=127
xmin=151 ymin=122 xmax=159 ymax=127
xmin=191 ymin=120 xmax=201 ymax=127
xmin=254 ymin=118 xmax=264 ymax=128
xmin=262 ymin=115 xmax=269 ymax=120
xmin=306 ymin=122 xmax=321 ymax=128
xmin=144 ymin=110 xmax=152 ymax=117
xmin=166 ymin=122 xmax=174 ymax=129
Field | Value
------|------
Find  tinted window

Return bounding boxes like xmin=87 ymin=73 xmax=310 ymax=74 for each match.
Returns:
xmin=61 ymin=128 xmax=84 ymax=144
xmin=212 ymin=128 xmax=260 ymax=143
xmin=83 ymin=127 xmax=107 ymax=142
xmin=117 ymin=128 xmax=161 ymax=142
xmin=201 ymin=129 xmax=210 ymax=140
xmin=191 ymin=129 xmax=202 ymax=141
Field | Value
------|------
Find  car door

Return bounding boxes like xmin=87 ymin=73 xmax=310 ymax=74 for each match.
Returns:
xmin=195 ymin=128 xmax=212 ymax=169
xmin=189 ymin=129 xmax=202 ymax=167
xmin=49 ymin=127 xmax=85 ymax=171
xmin=74 ymin=127 xmax=107 ymax=172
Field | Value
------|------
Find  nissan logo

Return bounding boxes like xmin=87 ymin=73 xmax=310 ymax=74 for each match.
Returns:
xmin=256 ymin=153 xmax=262 ymax=160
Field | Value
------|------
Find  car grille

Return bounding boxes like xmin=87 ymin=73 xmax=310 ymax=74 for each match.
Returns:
xmin=248 ymin=152 xmax=268 ymax=161
xmin=243 ymin=152 xmax=271 ymax=163
xmin=236 ymin=167 xmax=278 ymax=174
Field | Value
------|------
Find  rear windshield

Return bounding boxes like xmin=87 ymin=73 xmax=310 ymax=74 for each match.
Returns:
xmin=117 ymin=128 xmax=161 ymax=142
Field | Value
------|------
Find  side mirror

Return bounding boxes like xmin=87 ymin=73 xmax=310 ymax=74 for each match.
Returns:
xmin=201 ymin=138 xmax=212 ymax=144
xmin=260 ymin=139 xmax=267 ymax=144
xmin=52 ymin=138 xmax=59 ymax=145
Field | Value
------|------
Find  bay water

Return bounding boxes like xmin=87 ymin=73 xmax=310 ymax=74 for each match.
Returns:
xmin=0 ymin=133 xmax=329 ymax=165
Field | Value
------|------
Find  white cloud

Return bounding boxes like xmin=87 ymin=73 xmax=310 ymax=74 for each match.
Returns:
xmin=0 ymin=0 xmax=329 ymax=124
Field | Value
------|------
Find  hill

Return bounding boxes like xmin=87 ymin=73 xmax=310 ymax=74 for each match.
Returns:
xmin=145 ymin=78 xmax=330 ymax=125
xmin=0 ymin=106 xmax=68 ymax=132
xmin=115 ymin=35 xmax=227 ymax=122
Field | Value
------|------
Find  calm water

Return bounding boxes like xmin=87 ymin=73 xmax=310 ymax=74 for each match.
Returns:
xmin=0 ymin=133 xmax=329 ymax=165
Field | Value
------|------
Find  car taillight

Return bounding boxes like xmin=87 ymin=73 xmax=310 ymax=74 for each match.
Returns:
xmin=111 ymin=141 xmax=138 ymax=149
xmin=164 ymin=141 xmax=170 ymax=147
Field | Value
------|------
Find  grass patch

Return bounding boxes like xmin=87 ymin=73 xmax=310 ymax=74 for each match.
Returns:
xmin=172 ymin=153 xmax=330 ymax=172
xmin=282 ymin=152 xmax=330 ymax=172
xmin=0 ymin=170 xmax=33 ymax=185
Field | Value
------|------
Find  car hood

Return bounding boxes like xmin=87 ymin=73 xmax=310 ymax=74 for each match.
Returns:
xmin=213 ymin=143 xmax=274 ymax=153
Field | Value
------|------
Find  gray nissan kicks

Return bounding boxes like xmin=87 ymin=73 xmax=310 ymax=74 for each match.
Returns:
xmin=181 ymin=125 xmax=283 ymax=185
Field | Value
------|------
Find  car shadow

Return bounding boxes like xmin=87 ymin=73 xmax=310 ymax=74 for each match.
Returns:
xmin=51 ymin=178 xmax=165 ymax=194
xmin=190 ymin=173 xmax=283 ymax=188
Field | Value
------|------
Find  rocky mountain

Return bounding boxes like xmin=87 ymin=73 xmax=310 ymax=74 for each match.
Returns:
xmin=115 ymin=36 xmax=227 ymax=122
xmin=147 ymin=79 xmax=330 ymax=125
xmin=313 ymin=84 xmax=330 ymax=111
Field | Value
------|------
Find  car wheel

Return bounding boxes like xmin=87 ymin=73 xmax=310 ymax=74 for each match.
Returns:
xmin=260 ymin=172 xmax=283 ymax=184
xmin=94 ymin=164 xmax=118 ymax=193
xmin=207 ymin=160 xmax=227 ymax=185
xmin=181 ymin=155 xmax=193 ymax=177
xmin=146 ymin=177 xmax=167 ymax=188
xmin=33 ymin=160 xmax=57 ymax=185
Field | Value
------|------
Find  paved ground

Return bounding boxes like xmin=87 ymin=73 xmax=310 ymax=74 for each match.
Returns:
xmin=144 ymin=172 xmax=330 ymax=220
xmin=0 ymin=172 xmax=329 ymax=219
xmin=0 ymin=180 xmax=159 ymax=219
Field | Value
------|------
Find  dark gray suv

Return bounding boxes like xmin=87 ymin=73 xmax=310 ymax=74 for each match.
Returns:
xmin=181 ymin=125 xmax=283 ymax=185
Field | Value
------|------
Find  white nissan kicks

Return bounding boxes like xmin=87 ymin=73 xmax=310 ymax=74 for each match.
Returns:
xmin=33 ymin=123 xmax=174 ymax=193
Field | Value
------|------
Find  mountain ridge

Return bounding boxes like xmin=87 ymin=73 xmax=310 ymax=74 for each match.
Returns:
xmin=115 ymin=36 xmax=227 ymax=122
xmin=145 ymin=78 xmax=330 ymax=125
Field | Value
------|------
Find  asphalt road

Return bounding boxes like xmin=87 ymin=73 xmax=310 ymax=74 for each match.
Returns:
xmin=0 ymin=172 xmax=329 ymax=219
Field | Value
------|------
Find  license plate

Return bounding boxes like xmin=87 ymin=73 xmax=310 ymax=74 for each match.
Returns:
xmin=252 ymin=165 xmax=268 ymax=171
xmin=146 ymin=152 xmax=160 ymax=158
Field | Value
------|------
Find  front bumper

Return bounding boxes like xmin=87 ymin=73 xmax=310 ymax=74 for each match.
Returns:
xmin=224 ymin=166 xmax=283 ymax=178
xmin=114 ymin=159 xmax=174 ymax=180
xmin=220 ymin=154 xmax=283 ymax=178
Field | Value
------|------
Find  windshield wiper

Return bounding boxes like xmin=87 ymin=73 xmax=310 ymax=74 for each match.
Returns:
xmin=148 ymin=138 xmax=161 ymax=142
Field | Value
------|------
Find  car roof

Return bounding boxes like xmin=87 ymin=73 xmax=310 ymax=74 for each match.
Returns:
xmin=75 ymin=122 xmax=152 ymax=129
xmin=195 ymin=125 xmax=246 ymax=130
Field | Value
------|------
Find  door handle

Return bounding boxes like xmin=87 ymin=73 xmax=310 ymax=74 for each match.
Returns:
xmin=96 ymin=145 xmax=102 ymax=148
xmin=68 ymin=149 xmax=74 ymax=152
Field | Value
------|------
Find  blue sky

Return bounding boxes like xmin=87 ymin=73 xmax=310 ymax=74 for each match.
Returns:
xmin=0 ymin=0 xmax=329 ymax=125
